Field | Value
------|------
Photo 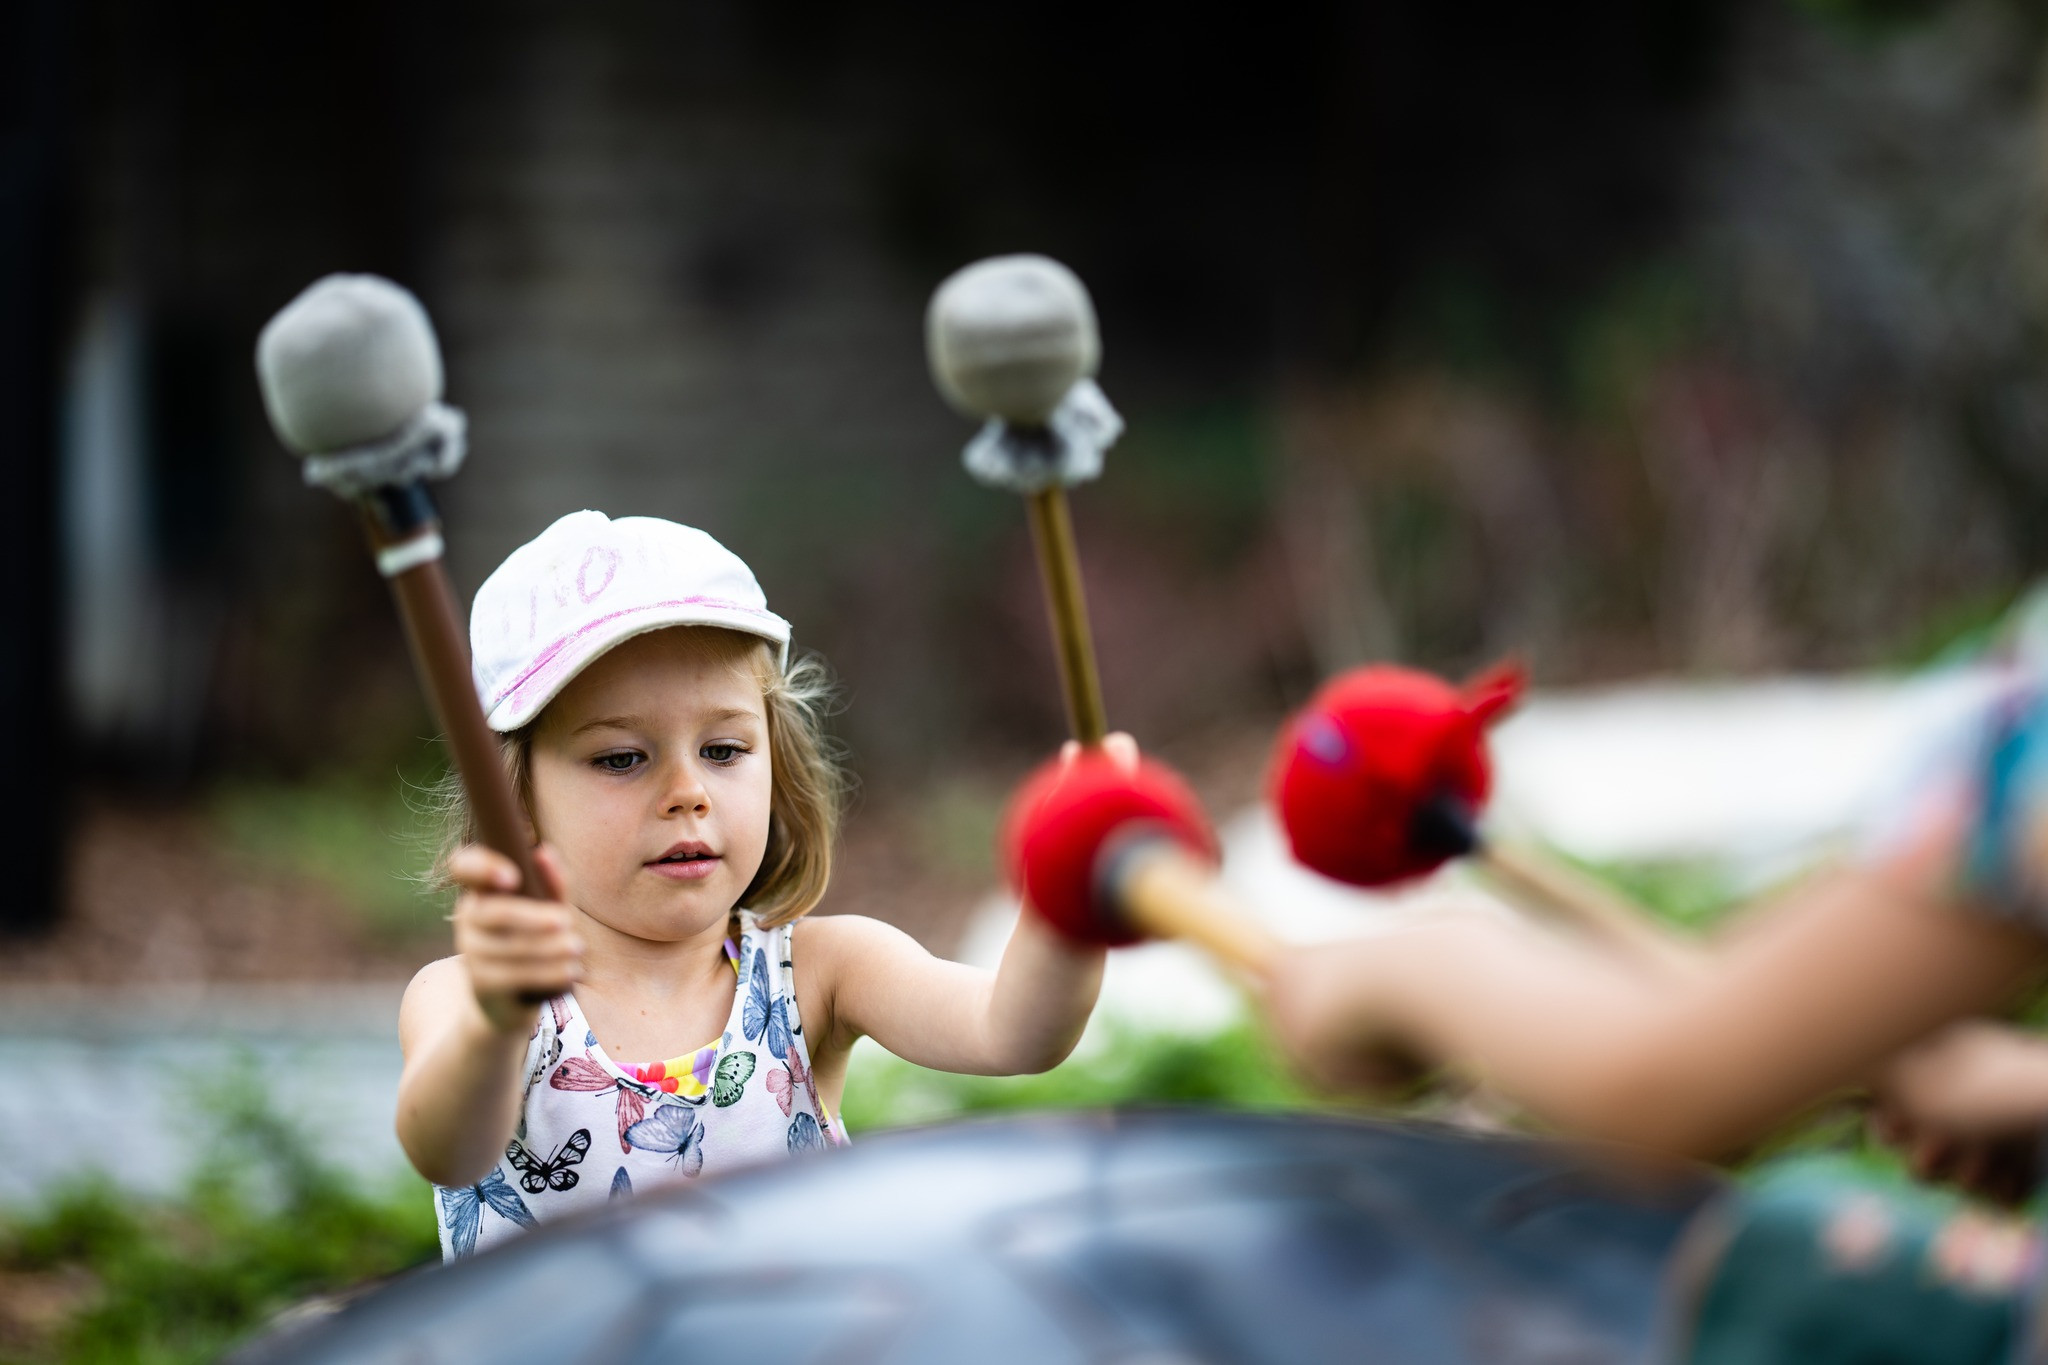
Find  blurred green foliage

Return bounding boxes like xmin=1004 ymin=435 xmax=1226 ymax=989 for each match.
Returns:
xmin=209 ymin=770 xmax=448 ymax=945
xmin=0 ymin=1070 xmax=436 ymax=1365
xmin=837 ymin=1019 xmax=1320 ymax=1134
xmin=1572 ymin=855 xmax=1744 ymax=935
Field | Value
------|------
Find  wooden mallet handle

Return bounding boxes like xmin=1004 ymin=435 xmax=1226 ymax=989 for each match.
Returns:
xmin=1023 ymin=487 xmax=1107 ymax=747
xmin=927 ymin=255 xmax=1116 ymax=749
xmin=1113 ymin=840 xmax=1281 ymax=978
xmin=1473 ymin=841 xmax=1703 ymax=981
xmin=360 ymin=499 xmax=544 ymax=902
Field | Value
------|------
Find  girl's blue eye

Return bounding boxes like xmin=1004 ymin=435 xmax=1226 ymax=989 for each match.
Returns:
xmin=595 ymin=752 xmax=642 ymax=773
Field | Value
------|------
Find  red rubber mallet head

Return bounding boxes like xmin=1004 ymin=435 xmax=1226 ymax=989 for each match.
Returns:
xmin=1002 ymin=751 xmax=1219 ymax=946
xmin=1268 ymin=662 xmax=1524 ymax=888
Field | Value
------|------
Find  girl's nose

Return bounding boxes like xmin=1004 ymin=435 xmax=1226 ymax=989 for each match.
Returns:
xmin=660 ymin=759 xmax=711 ymax=815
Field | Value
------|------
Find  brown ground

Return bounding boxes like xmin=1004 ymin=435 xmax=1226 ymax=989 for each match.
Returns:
xmin=4 ymin=800 xmax=426 ymax=985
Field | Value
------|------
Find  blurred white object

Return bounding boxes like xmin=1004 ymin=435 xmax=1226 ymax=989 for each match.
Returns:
xmin=1489 ymin=670 xmax=1999 ymax=881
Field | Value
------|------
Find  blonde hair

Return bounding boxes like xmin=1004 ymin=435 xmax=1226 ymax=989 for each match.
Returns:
xmin=428 ymin=628 xmax=846 ymax=927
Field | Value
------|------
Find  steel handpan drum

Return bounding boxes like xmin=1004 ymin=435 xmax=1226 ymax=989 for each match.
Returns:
xmin=233 ymin=1110 xmax=1720 ymax=1364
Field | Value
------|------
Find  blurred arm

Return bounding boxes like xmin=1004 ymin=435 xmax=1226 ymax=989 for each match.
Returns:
xmin=1267 ymin=821 xmax=2047 ymax=1159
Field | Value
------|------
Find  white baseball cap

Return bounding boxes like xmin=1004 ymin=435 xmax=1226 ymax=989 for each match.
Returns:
xmin=471 ymin=510 xmax=791 ymax=732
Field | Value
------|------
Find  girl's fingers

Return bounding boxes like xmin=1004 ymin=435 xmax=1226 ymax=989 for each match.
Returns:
xmin=1058 ymin=733 xmax=1141 ymax=771
xmin=1912 ymin=1135 xmax=1954 ymax=1183
xmin=1952 ymin=1144 xmax=1989 ymax=1195
xmin=458 ymin=896 xmax=578 ymax=941
xmin=460 ymin=893 xmax=573 ymax=932
xmin=447 ymin=844 xmax=522 ymax=892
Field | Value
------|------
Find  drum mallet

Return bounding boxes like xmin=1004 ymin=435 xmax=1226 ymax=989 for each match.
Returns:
xmin=926 ymin=254 xmax=1122 ymax=747
xmin=1003 ymin=748 xmax=1281 ymax=978
xmin=1269 ymin=663 xmax=1705 ymax=979
xmin=254 ymin=274 xmax=545 ymax=907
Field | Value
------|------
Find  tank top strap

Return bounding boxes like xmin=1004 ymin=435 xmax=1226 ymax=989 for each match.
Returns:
xmin=729 ymin=911 xmax=844 ymax=1144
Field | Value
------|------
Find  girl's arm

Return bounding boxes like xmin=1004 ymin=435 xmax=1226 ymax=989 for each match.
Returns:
xmin=396 ymin=846 xmax=584 ymax=1186
xmin=1265 ymin=818 xmax=2048 ymax=1160
xmin=800 ymin=910 xmax=1105 ymax=1076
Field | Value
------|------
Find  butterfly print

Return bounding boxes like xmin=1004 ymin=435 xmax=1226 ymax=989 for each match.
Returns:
xmin=712 ymin=1051 xmax=756 ymax=1107
xmin=610 ymin=1166 xmax=633 ymax=1201
xmin=506 ymin=1127 xmax=591 ymax=1194
xmin=551 ymin=1054 xmax=660 ymax=1153
xmin=765 ymin=1046 xmax=815 ymax=1118
xmin=787 ymin=1112 xmax=823 ymax=1154
xmin=741 ymin=949 xmax=792 ymax=1060
xmin=626 ymin=1101 xmax=705 ymax=1177
xmin=439 ymin=1169 xmax=536 ymax=1258
xmin=525 ymin=1028 xmax=564 ymax=1097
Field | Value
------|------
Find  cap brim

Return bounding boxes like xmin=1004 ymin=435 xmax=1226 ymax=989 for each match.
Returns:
xmin=482 ymin=598 xmax=791 ymax=732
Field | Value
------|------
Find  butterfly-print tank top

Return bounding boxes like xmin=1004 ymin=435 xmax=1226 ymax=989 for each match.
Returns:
xmin=433 ymin=912 xmax=849 ymax=1261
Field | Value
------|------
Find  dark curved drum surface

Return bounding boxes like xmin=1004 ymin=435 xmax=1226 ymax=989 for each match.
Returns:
xmin=236 ymin=1109 xmax=1720 ymax=1364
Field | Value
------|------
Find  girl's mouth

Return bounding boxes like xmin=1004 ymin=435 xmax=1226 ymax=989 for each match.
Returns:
xmin=646 ymin=846 xmax=721 ymax=881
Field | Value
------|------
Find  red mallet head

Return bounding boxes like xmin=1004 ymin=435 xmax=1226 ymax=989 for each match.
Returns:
xmin=1268 ymin=662 xmax=1524 ymax=888
xmin=1002 ymin=751 xmax=1219 ymax=946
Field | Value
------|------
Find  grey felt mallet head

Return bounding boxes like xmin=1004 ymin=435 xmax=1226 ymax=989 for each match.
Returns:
xmin=926 ymin=255 xmax=1121 ymax=494
xmin=255 ymin=274 xmax=467 ymax=499
xmin=926 ymin=254 xmax=1100 ymax=425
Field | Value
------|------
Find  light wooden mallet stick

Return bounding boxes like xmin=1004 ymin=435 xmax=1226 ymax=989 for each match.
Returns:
xmin=928 ymin=256 xmax=1278 ymax=966
xmin=1475 ymin=841 xmax=1704 ymax=980
xmin=926 ymin=255 xmax=1114 ymax=747
xmin=1114 ymin=840 xmax=1279 ymax=978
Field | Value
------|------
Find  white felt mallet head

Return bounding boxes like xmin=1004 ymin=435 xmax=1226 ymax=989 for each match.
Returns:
xmin=256 ymin=273 xmax=444 ymax=456
xmin=926 ymin=254 xmax=1100 ymax=426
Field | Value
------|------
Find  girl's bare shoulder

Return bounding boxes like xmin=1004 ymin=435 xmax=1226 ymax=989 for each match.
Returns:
xmin=399 ymin=956 xmax=474 ymax=1050
xmin=791 ymin=913 xmax=928 ymax=966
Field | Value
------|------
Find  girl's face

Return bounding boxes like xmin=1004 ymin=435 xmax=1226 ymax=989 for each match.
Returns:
xmin=527 ymin=628 xmax=773 ymax=941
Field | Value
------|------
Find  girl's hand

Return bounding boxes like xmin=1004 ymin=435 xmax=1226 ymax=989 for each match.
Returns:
xmin=1870 ymin=1020 xmax=2048 ymax=1205
xmin=1263 ymin=936 xmax=1431 ymax=1096
xmin=447 ymin=844 xmax=584 ymax=1034
xmin=1060 ymin=731 xmax=1141 ymax=771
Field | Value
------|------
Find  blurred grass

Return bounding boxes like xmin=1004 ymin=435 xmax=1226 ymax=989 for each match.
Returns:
xmin=1568 ymin=854 xmax=1744 ymax=934
xmin=0 ymin=1070 xmax=436 ymax=1365
xmin=208 ymin=771 xmax=447 ymax=945
xmin=837 ymin=1019 xmax=1320 ymax=1134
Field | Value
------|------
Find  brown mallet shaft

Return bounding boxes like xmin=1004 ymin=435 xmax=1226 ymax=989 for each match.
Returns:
xmin=1023 ymin=488 xmax=1108 ymax=747
xmin=362 ymin=511 xmax=543 ymax=902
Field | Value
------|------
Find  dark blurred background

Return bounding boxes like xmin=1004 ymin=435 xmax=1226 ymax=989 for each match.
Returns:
xmin=9 ymin=0 xmax=2048 ymax=958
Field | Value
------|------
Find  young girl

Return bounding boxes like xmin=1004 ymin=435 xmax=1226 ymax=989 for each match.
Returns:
xmin=398 ymin=510 xmax=1115 ymax=1259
